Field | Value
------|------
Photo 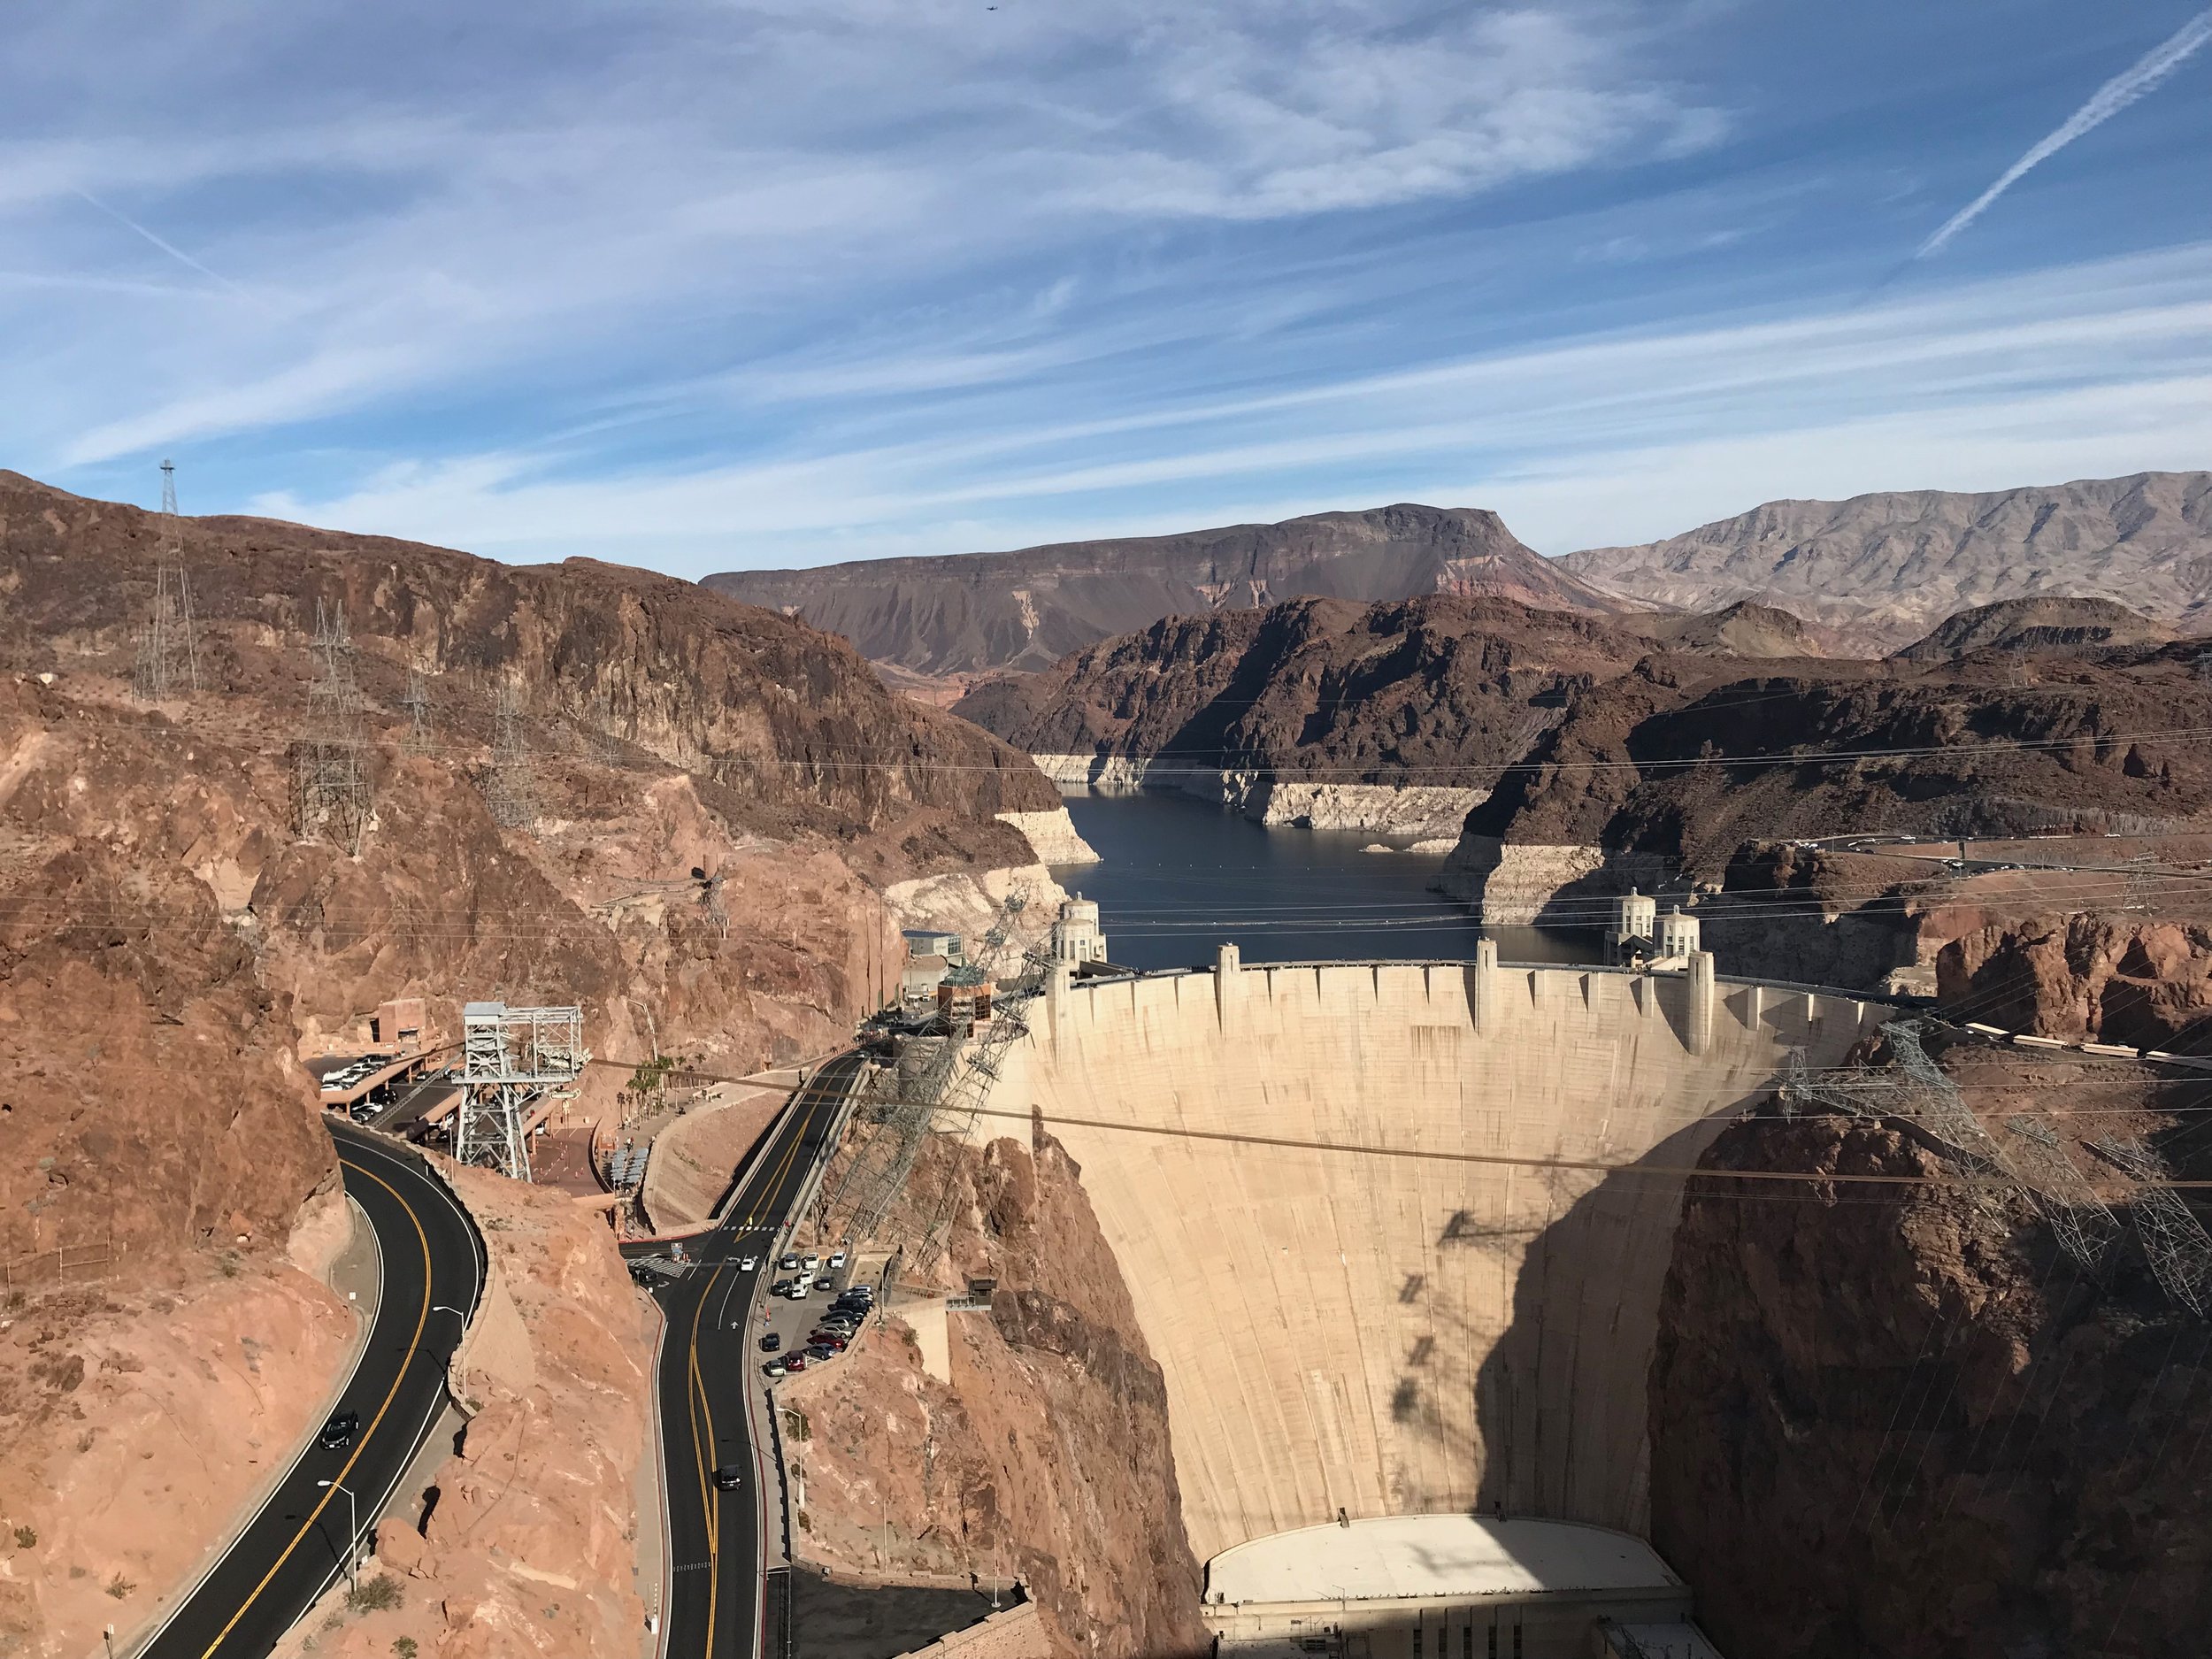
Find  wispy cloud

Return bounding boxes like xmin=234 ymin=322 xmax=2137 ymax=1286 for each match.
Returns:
xmin=252 ymin=244 xmax=2212 ymax=566
xmin=6 ymin=2 xmax=2211 ymax=567
xmin=1918 ymin=7 xmax=2212 ymax=257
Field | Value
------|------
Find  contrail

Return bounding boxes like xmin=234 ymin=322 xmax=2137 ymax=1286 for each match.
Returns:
xmin=1918 ymin=7 xmax=2212 ymax=258
xmin=73 ymin=187 xmax=248 ymax=295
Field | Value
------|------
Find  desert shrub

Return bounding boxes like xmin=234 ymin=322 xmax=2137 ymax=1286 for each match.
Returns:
xmin=347 ymin=1576 xmax=403 ymax=1614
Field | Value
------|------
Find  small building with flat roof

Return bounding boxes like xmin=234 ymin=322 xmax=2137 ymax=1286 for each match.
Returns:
xmin=1203 ymin=1515 xmax=1708 ymax=1659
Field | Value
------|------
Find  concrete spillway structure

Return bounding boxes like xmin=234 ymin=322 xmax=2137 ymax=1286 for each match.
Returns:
xmin=997 ymin=945 xmax=1887 ymax=1565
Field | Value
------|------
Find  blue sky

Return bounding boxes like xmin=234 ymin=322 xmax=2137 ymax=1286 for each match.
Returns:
xmin=4 ymin=1 xmax=2210 ymax=573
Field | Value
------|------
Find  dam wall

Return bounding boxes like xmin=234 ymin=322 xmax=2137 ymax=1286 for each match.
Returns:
xmin=995 ymin=951 xmax=1887 ymax=1563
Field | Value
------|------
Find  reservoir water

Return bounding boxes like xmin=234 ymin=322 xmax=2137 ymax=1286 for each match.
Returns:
xmin=1049 ymin=789 xmax=1583 ymax=972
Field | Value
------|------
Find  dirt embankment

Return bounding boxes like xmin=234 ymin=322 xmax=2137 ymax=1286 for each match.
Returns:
xmin=1648 ymin=1048 xmax=2212 ymax=1656
xmin=783 ymin=1131 xmax=1207 ymax=1659
xmin=0 ymin=813 xmax=351 ymax=1657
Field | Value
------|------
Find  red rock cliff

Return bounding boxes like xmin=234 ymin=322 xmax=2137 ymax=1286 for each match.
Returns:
xmin=783 ymin=1130 xmax=1208 ymax=1659
xmin=1648 ymin=1053 xmax=2212 ymax=1656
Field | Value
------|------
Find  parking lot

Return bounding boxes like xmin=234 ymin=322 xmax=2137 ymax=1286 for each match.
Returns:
xmin=739 ymin=1248 xmax=887 ymax=1383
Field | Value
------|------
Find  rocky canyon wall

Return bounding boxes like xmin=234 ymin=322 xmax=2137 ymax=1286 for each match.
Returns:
xmin=787 ymin=1130 xmax=1208 ymax=1659
xmin=1649 ymin=1051 xmax=2212 ymax=1658
xmin=0 ymin=468 xmax=1057 ymax=1653
xmin=1939 ymin=914 xmax=2212 ymax=1048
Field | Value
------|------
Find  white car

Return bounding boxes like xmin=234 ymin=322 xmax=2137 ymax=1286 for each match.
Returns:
xmin=802 ymin=1253 xmax=819 ymax=1271
xmin=827 ymin=1250 xmax=847 ymax=1271
xmin=739 ymin=1256 xmax=758 ymax=1272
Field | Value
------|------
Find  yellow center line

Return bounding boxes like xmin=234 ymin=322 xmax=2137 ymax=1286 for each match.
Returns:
xmin=196 ymin=1156 xmax=433 ymax=1659
xmin=690 ymin=1066 xmax=841 ymax=1658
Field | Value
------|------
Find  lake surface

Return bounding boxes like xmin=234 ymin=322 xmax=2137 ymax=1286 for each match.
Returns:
xmin=1051 ymin=789 xmax=1584 ymax=972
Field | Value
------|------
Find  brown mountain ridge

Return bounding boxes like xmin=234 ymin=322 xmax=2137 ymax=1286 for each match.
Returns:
xmin=704 ymin=503 xmax=1633 ymax=677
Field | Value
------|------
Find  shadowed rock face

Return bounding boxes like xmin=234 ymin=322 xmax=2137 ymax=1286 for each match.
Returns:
xmin=1651 ymin=1072 xmax=2212 ymax=1659
xmin=954 ymin=594 xmax=1649 ymax=784
xmin=1563 ymin=471 xmax=2212 ymax=654
xmin=705 ymin=503 xmax=1635 ymax=676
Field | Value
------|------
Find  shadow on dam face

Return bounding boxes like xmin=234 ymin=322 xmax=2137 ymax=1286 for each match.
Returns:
xmin=1002 ymin=957 xmax=1889 ymax=1562
xmin=1469 ymin=1118 xmax=1734 ymax=1532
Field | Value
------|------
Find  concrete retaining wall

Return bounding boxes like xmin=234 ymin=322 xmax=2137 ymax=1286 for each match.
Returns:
xmin=998 ymin=951 xmax=1886 ymax=1560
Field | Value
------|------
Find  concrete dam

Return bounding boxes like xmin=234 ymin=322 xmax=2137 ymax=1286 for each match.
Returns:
xmin=995 ymin=946 xmax=1887 ymax=1577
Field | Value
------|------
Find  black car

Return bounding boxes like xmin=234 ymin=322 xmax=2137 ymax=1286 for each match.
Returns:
xmin=319 ymin=1409 xmax=360 ymax=1449
xmin=712 ymin=1464 xmax=744 ymax=1491
xmin=759 ymin=1332 xmax=782 ymax=1352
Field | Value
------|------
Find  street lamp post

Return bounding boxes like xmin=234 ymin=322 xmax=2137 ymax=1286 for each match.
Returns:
xmin=315 ymin=1479 xmax=358 ymax=1594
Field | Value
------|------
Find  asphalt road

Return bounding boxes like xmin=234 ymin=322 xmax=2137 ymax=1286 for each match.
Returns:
xmin=655 ymin=1051 xmax=865 ymax=1659
xmin=139 ymin=1126 xmax=485 ymax=1659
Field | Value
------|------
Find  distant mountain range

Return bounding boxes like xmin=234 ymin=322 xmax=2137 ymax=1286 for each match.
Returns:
xmin=1563 ymin=472 xmax=2212 ymax=653
xmin=705 ymin=472 xmax=2212 ymax=674
xmin=703 ymin=503 xmax=1630 ymax=676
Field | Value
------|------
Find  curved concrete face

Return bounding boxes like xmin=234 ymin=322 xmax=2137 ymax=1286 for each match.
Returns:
xmin=997 ymin=956 xmax=1886 ymax=1562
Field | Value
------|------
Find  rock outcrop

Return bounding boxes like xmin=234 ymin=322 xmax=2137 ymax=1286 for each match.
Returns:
xmin=1939 ymin=916 xmax=2212 ymax=1048
xmin=956 ymin=595 xmax=1653 ymax=829
xmin=1650 ymin=1049 xmax=2212 ymax=1658
xmin=786 ymin=1131 xmax=1208 ymax=1659
xmin=1563 ymin=471 xmax=2212 ymax=654
xmin=709 ymin=503 xmax=1632 ymax=676
xmin=1893 ymin=596 xmax=2175 ymax=663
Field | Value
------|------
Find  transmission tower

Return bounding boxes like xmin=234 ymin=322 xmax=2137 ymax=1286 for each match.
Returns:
xmin=453 ymin=1002 xmax=588 ymax=1181
xmin=2089 ymin=1136 xmax=2212 ymax=1317
xmin=292 ymin=599 xmax=373 ymax=854
xmin=402 ymin=666 xmax=434 ymax=756
xmin=826 ymin=887 xmax=1049 ymax=1262
xmin=483 ymin=680 xmax=538 ymax=828
xmin=1779 ymin=1021 xmax=2119 ymax=1269
xmin=132 ymin=459 xmax=200 ymax=702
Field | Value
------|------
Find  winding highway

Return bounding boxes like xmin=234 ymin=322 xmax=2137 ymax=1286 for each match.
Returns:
xmin=652 ymin=1051 xmax=866 ymax=1659
xmin=138 ymin=1125 xmax=485 ymax=1659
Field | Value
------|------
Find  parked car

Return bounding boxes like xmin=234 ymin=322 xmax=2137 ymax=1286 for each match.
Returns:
xmin=802 ymin=1253 xmax=819 ymax=1271
xmin=827 ymin=1250 xmax=847 ymax=1271
xmin=808 ymin=1333 xmax=848 ymax=1352
xmin=763 ymin=1359 xmax=787 ymax=1378
xmin=759 ymin=1332 xmax=782 ymax=1352
xmin=783 ymin=1354 xmax=807 ymax=1372
xmin=779 ymin=1254 xmax=800 ymax=1271
xmin=803 ymin=1344 xmax=837 ymax=1362
xmin=713 ymin=1465 xmax=743 ymax=1491
xmin=319 ymin=1410 xmax=360 ymax=1449
xmin=771 ymin=1278 xmax=794 ymax=1296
